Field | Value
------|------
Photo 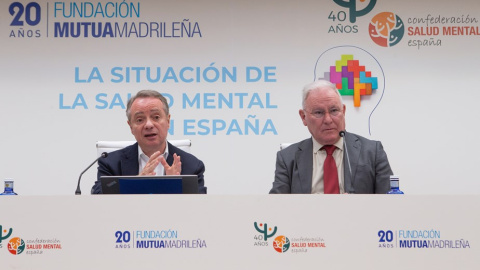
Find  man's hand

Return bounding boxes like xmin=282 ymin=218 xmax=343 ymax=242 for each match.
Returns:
xmin=139 ymin=151 xmax=162 ymax=176
xmin=139 ymin=152 xmax=182 ymax=176
xmin=161 ymin=153 xmax=181 ymax=175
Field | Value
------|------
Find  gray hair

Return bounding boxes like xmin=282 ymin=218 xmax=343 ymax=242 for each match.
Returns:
xmin=126 ymin=90 xmax=169 ymax=120
xmin=301 ymin=80 xmax=343 ymax=109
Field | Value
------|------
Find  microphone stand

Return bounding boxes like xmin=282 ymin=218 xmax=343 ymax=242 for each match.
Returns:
xmin=75 ymin=152 xmax=108 ymax=195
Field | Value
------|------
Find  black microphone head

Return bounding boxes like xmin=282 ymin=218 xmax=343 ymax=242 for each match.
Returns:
xmin=339 ymin=131 xmax=346 ymax=137
xmin=101 ymin=152 xmax=109 ymax=158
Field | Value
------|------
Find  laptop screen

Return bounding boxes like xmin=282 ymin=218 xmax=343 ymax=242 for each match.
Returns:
xmin=100 ymin=175 xmax=199 ymax=194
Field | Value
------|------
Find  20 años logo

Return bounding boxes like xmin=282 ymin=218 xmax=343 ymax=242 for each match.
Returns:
xmin=8 ymin=2 xmax=42 ymax=38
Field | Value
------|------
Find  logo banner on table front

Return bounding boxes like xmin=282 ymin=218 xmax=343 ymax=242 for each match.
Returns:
xmin=1 ymin=0 xmax=480 ymax=195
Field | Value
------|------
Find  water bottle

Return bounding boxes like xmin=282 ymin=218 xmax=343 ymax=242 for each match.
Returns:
xmin=387 ymin=175 xmax=404 ymax=194
xmin=0 ymin=179 xmax=18 ymax=195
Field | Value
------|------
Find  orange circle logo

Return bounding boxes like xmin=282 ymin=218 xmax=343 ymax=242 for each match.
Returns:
xmin=369 ymin=12 xmax=404 ymax=47
xmin=7 ymin=237 xmax=25 ymax=255
xmin=273 ymin=235 xmax=290 ymax=253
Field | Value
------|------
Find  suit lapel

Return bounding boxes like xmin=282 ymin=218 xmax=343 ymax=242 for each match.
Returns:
xmin=344 ymin=132 xmax=361 ymax=193
xmin=296 ymin=139 xmax=313 ymax=194
xmin=121 ymin=143 xmax=140 ymax=175
xmin=166 ymin=142 xmax=174 ymax=166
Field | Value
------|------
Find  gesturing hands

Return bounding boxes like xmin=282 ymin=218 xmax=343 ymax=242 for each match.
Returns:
xmin=139 ymin=152 xmax=182 ymax=176
xmin=162 ymin=153 xmax=181 ymax=175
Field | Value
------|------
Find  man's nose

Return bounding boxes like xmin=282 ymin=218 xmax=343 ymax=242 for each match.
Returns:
xmin=144 ymin=118 xmax=154 ymax=128
xmin=323 ymin=112 xmax=333 ymax=123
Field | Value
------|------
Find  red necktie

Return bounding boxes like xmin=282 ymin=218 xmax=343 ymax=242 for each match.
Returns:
xmin=322 ymin=145 xmax=340 ymax=194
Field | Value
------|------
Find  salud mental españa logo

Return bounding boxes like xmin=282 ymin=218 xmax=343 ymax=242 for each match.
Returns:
xmin=8 ymin=237 xmax=25 ymax=255
xmin=369 ymin=12 xmax=405 ymax=47
xmin=253 ymin=221 xmax=326 ymax=254
xmin=273 ymin=235 xmax=290 ymax=253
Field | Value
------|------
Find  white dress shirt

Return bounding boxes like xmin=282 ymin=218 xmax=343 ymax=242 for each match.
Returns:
xmin=137 ymin=144 xmax=169 ymax=176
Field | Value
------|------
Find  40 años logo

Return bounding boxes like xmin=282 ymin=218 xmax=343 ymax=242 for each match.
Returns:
xmin=333 ymin=0 xmax=377 ymax=23
xmin=0 ymin=225 xmax=14 ymax=247
xmin=253 ymin=222 xmax=277 ymax=246
xmin=328 ymin=0 xmax=377 ymax=34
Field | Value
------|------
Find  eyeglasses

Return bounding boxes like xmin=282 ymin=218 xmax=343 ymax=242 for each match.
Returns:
xmin=305 ymin=108 xmax=342 ymax=119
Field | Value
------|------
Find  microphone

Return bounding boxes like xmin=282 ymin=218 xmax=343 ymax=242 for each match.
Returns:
xmin=339 ymin=131 xmax=353 ymax=193
xmin=75 ymin=152 xmax=108 ymax=195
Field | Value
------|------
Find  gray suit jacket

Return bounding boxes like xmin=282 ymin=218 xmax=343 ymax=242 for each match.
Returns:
xmin=270 ymin=132 xmax=393 ymax=194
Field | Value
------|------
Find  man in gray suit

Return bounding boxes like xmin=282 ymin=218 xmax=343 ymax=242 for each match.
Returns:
xmin=270 ymin=80 xmax=393 ymax=194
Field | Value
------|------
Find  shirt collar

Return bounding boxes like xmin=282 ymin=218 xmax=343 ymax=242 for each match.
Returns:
xmin=312 ymin=137 xmax=344 ymax=154
xmin=137 ymin=141 xmax=169 ymax=161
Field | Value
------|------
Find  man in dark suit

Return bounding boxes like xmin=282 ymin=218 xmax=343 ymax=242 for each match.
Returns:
xmin=91 ymin=90 xmax=206 ymax=194
xmin=270 ymin=80 xmax=392 ymax=194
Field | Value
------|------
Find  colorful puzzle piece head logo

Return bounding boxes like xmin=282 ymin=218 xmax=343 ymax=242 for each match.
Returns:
xmin=327 ymin=54 xmax=378 ymax=107
xmin=369 ymin=12 xmax=404 ymax=47
xmin=315 ymin=46 xmax=385 ymax=135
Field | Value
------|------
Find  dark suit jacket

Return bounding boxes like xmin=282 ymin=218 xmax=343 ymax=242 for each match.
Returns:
xmin=91 ymin=142 xmax=206 ymax=194
xmin=269 ymin=131 xmax=393 ymax=194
